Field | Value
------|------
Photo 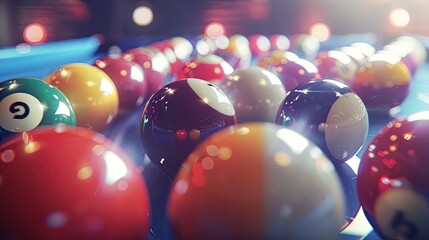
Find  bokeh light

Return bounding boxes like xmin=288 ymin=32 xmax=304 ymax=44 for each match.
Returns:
xmin=133 ymin=5 xmax=154 ymax=26
xmin=309 ymin=22 xmax=331 ymax=42
xmin=389 ymin=8 xmax=410 ymax=28
xmin=23 ymin=23 xmax=47 ymax=44
xmin=204 ymin=22 xmax=225 ymax=39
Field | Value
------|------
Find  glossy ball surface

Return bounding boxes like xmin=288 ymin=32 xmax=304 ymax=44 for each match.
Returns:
xmin=269 ymin=34 xmax=290 ymax=51
xmin=219 ymin=66 xmax=286 ymax=123
xmin=123 ymin=47 xmax=171 ymax=96
xmin=168 ymin=123 xmax=344 ymax=240
xmin=0 ymin=78 xmax=76 ymax=135
xmin=358 ymin=112 xmax=429 ymax=240
xmin=176 ymin=54 xmax=234 ymax=84
xmin=140 ymin=78 xmax=237 ymax=178
xmin=248 ymin=34 xmax=271 ymax=57
xmin=94 ymin=55 xmax=148 ymax=112
xmin=313 ymin=50 xmax=358 ymax=84
xmin=270 ymin=58 xmax=320 ymax=91
xmin=0 ymin=127 xmax=150 ymax=240
xmin=351 ymin=53 xmax=411 ymax=112
xmin=45 ymin=63 xmax=119 ymax=132
xmin=276 ymin=79 xmax=368 ymax=164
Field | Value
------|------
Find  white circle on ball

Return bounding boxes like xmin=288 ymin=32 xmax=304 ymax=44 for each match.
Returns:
xmin=375 ymin=188 xmax=429 ymax=240
xmin=325 ymin=92 xmax=368 ymax=161
xmin=0 ymin=93 xmax=44 ymax=132
xmin=187 ymin=78 xmax=236 ymax=116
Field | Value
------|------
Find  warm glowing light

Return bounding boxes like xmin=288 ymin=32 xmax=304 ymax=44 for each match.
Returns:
xmin=23 ymin=23 xmax=47 ymax=44
xmin=205 ymin=22 xmax=225 ymax=39
xmin=309 ymin=23 xmax=331 ymax=42
xmin=389 ymin=8 xmax=410 ymax=28
xmin=132 ymin=6 xmax=153 ymax=26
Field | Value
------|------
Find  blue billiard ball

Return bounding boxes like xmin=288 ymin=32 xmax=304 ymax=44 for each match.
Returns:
xmin=276 ymin=79 xmax=368 ymax=164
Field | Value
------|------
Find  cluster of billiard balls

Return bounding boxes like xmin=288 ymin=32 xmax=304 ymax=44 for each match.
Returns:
xmin=0 ymin=34 xmax=428 ymax=240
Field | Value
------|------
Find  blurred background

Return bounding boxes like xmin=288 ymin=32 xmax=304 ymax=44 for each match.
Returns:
xmin=1 ymin=0 xmax=429 ymax=46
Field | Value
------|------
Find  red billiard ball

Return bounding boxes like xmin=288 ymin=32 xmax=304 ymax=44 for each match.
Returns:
xmin=248 ymin=34 xmax=271 ymax=57
xmin=270 ymin=58 xmax=320 ymax=91
xmin=351 ymin=53 xmax=411 ymax=113
xmin=94 ymin=55 xmax=148 ymax=113
xmin=219 ymin=66 xmax=286 ymax=123
xmin=276 ymin=79 xmax=368 ymax=164
xmin=123 ymin=47 xmax=171 ymax=96
xmin=140 ymin=78 xmax=237 ymax=178
xmin=150 ymin=40 xmax=184 ymax=74
xmin=313 ymin=50 xmax=358 ymax=84
xmin=357 ymin=112 xmax=429 ymax=240
xmin=168 ymin=123 xmax=345 ymax=240
xmin=0 ymin=126 xmax=150 ymax=240
xmin=176 ymin=54 xmax=234 ymax=84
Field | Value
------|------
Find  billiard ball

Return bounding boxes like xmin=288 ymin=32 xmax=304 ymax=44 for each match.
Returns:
xmin=216 ymin=34 xmax=252 ymax=68
xmin=44 ymin=63 xmax=119 ymax=132
xmin=350 ymin=42 xmax=375 ymax=58
xmin=168 ymin=123 xmax=345 ymax=240
xmin=176 ymin=54 xmax=234 ymax=84
xmin=394 ymin=36 xmax=427 ymax=67
xmin=313 ymin=50 xmax=358 ymax=84
xmin=351 ymin=53 xmax=411 ymax=113
xmin=140 ymin=78 xmax=237 ymax=178
xmin=150 ymin=40 xmax=185 ymax=75
xmin=257 ymin=50 xmax=299 ymax=69
xmin=123 ymin=47 xmax=171 ymax=96
xmin=381 ymin=45 xmax=418 ymax=76
xmin=248 ymin=34 xmax=271 ymax=58
xmin=0 ymin=78 xmax=76 ymax=139
xmin=219 ymin=66 xmax=286 ymax=123
xmin=289 ymin=34 xmax=320 ymax=60
xmin=269 ymin=34 xmax=290 ymax=51
xmin=170 ymin=36 xmax=194 ymax=63
xmin=269 ymin=58 xmax=320 ymax=91
xmin=357 ymin=112 xmax=429 ymax=240
xmin=94 ymin=55 xmax=148 ymax=113
xmin=0 ymin=126 xmax=150 ymax=240
xmin=276 ymin=79 xmax=368 ymax=164
xmin=338 ymin=46 xmax=366 ymax=66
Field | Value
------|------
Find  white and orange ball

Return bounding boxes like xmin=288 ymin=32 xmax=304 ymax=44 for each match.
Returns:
xmin=168 ymin=123 xmax=345 ymax=240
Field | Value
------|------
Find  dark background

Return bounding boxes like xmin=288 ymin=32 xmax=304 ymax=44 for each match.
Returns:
xmin=1 ymin=0 xmax=428 ymax=46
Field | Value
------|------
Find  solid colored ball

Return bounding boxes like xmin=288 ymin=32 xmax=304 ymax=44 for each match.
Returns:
xmin=219 ymin=66 xmax=286 ymax=123
xmin=150 ymin=40 xmax=184 ymax=74
xmin=270 ymin=58 xmax=320 ymax=91
xmin=0 ymin=78 xmax=76 ymax=136
xmin=357 ymin=112 xmax=429 ymax=240
xmin=170 ymin=37 xmax=194 ymax=63
xmin=176 ymin=54 xmax=234 ymax=84
xmin=381 ymin=45 xmax=418 ymax=76
xmin=45 ymin=63 xmax=119 ymax=132
xmin=140 ymin=78 xmax=237 ymax=178
xmin=168 ymin=123 xmax=345 ymax=240
xmin=351 ymin=53 xmax=411 ymax=112
xmin=0 ymin=126 xmax=150 ymax=240
xmin=313 ymin=50 xmax=358 ymax=84
xmin=94 ymin=55 xmax=148 ymax=112
xmin=276 ymin=79 xmax=368 ymax=164
xmin=248 ymin=34 xmax=271 ymax=57
xmin=123 ymin=47 xmax=171 ymax=96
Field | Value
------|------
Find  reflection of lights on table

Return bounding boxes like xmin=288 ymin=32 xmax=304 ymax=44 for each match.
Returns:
xmin=340 ymin=155 xmax=374 ymax=237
